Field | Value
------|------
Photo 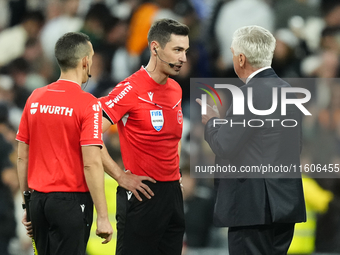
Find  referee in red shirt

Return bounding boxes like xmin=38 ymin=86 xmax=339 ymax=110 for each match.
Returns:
xmin=100 ymin=19 xmax=189 ymax=255
xmin=16 ymin=32 xmax=113 ymax=255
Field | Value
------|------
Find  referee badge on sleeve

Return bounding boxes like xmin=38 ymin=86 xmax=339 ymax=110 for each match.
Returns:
xmin=150 ymin=110 xmax=164 ymax=131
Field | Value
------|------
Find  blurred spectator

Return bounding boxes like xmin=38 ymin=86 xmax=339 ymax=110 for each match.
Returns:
xmin=318 ymin=83 xmax=340 ymax=133
xmin=0 ymin=75 xmax=23 ymax=129
xmin=213 ymin=0 xmax=274 ymax=72
xmin=320 ymin=26 xmax=340 ymax=54
xmin=182 ymin=168 xmax=214 ymax=248
xmin=175 ymin=0 xmax=199 ymax=29
xmin=0 ymin=0 xmax=10 ymax=31
xmin=44 ymin=0 xmax=63 ymax=21
xmin=152 ymin=0 xmax=183 ymax=23
xmin=288 ymin=174 xmax=333 ymax=254
xmin=8 ymin=0 xmax=27 ymax=27
xmin=109 ymin=0 xmax=141 ymax=20
xmin=272 ymin=28 xmax=302 ymax=77
xmin=0 ymin=103 xmax=16 ymax=255
xmin=314 ymin=172 xmax=340 ymax=253
xmin=10 ymin=192 xmax=33 ymax=255
xmin=288 ymin=155 xmax=334 ymax=254
xmin=22 ymin=38 xmax=51 ymax=90
xmin=126 ymin=0 xmax=182 ymax=58
xmin=5 ymin=58 xmax=33 ymax=110
xmin=80 ymin=3 xmax=112 ymax=50
xmin=0 ymin=10 xmax=44 ymax=67
xmin=40 ymin=0 xmax=83 ymax=62
xmin=274 ymin=0 xmax=320 ymax=29
xmin=186 ymin=0 xmax=216 ymax=21
xmin=84 ymin=52 xmax=115 ymax=98
xmin=101 ymin=17 xmax=129 ymax=73
xmin=321 ymin=0 xmax=340 ymax=27
xmin=101 ymin=17 xmax=133 ymax=84
xmin=301 ymin=51 xmax=340 ymax=79
xmin=126 ymin=1 xmax=160 ymax=58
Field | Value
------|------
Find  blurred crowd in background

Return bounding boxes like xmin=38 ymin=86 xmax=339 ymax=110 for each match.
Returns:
xmin=1 ymin=0 xmax=340 ymax=254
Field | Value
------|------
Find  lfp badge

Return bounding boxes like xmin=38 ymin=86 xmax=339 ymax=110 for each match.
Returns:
xmin=150 ymin=110 xmax=164 ymax=131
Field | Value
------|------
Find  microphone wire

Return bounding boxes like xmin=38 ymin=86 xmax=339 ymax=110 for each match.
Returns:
xmin=82 ymin=74 xmax=91 ymax=91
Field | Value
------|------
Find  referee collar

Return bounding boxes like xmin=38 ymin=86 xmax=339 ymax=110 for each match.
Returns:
xmin=58 ymin=79 xmax=80 ymax=86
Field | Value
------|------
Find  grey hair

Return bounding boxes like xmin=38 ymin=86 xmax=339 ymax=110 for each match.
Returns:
xmin=231 ymin=25 xmax=276 ymax=68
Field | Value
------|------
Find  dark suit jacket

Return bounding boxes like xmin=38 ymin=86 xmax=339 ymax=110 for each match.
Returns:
xmin=205 ymin=68 xmax=306 ymax=227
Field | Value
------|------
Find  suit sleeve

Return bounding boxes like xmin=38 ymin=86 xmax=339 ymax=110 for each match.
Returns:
xmin=204 ymin=100 xmax=256 ymax=160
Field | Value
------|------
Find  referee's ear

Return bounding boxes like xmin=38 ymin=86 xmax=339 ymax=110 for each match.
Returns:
xmin=82 ymin=56 xmax=87 ymax=70
xmin=150 ymin=41 xmax=159 ymax=56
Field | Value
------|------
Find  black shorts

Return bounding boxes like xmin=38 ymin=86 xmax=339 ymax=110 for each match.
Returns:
xmin=116 ymin=180 xmax=185 ymax=255
xmin=29 ymin=191 xmax=93 ymax=255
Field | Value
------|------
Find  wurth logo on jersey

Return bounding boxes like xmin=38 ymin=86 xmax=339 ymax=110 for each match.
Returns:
xmin=105 ymin=100 xmax=114 ymax=108
xmin=39 ymin=105 xmax=73 ymax=116
xmin=105 ymin=84 xmax=133 ymax=108
xmin=92 ymin=103 xmax=100 ymax=112
xmin=93 ymin=112 xmax=99 ymax=138
xmin=115 ymin=81 xmax=130 ymax=88
xmin=92 ymin=102 xmax=101 ymax=138
xmin=30 ymin=102 xmax=39 ymax=114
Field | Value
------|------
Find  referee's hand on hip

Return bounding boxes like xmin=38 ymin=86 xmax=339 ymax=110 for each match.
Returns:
xmin=118 ymin=170 xmax=156 ymax=201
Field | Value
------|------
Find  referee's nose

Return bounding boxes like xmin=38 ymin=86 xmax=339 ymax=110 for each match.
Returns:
xmin=179 ymin=51 xmax=187 ymax=63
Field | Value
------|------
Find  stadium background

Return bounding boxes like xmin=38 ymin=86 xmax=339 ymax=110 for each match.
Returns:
xmin=0 ymin=0 xmax=340 ymax=254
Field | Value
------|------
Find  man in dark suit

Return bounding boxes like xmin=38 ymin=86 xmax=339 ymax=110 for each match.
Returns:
xmin=196 ymin=25 xmax=306 ymax=255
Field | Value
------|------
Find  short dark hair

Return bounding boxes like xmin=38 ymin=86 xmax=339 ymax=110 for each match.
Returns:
xmin=147 ymin=19 xmax=189 ymax=49
xmin=55 ymin=32 xmax=91 ymax=71
xmin=23 ymin=11 xmax=45 ymax=24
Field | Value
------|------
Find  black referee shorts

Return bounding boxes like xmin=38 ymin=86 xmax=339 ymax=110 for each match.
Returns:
xmin=29 ymin=191 xmax=93 ymax=255
xmin=116 ymin=180 xmax=185 ymax=255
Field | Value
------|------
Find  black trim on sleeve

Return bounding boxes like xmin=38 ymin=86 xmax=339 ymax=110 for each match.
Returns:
xmin=102 ymin=110 xmax=114 ymax=125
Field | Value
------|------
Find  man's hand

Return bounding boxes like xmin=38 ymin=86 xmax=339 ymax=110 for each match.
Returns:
xmin=196 ymin=98 xmax=220 ymax=124
xmin=22 ymin=209 xmax=33 ymax=238
xmin=179 ymin=177 xmax=184 ymax=193
xmin=96 ymin=217 xmax=113 ymax=244
xmin=117 ymin=170 xmax=156 ymax=201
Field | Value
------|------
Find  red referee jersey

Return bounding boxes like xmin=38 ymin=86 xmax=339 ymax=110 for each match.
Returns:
xmin=100 ymin=67 xmax=183 ymax=181
xmin=16 ymin=80 xmax=103 ymax=192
